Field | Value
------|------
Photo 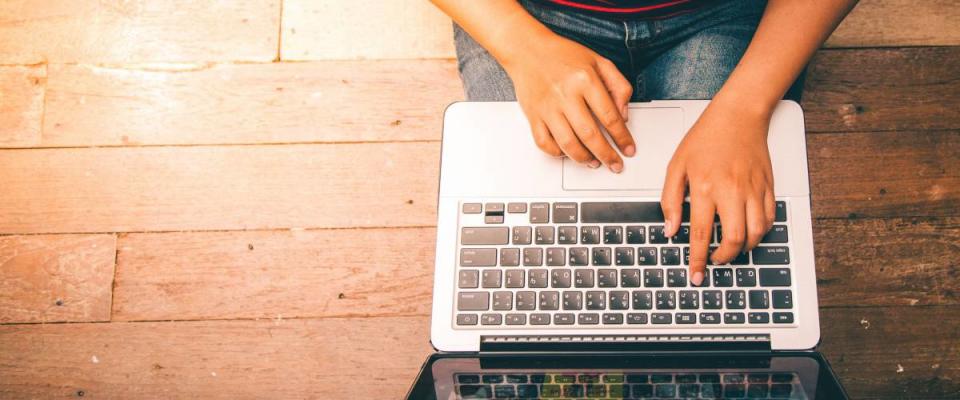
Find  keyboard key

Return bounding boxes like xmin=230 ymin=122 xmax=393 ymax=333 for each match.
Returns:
xmin=551 ymin=269 xmax=572 ymax=288
xmin=462 ymin=203 xmax=482 ymax=214
xmin=731 ymin=251 xmax=750 ymax=265
xmin=713 ymin=268 xmax=734 ymax=287
xmin=530 ymin=202 xmax=549 ymax=223
xmin=609 ymin=291 xmax=629 ymax=310
xmin=737 ymin=268 xmax=757 ymax=287
xmin=667 ymin=268 xmax=687 ymax=287
xmin=749 ymin=290 xmax=770 ymax=309
xmin=528 ymin=269 xmax=548 ymax=288
xmin=592 ymin=247 xmax=612 ymax=265
xmin=773 ymin=312 xmax=795 ymax=323
xmin=725 ymin=383 xmax=746 ymax=397
xmin=552 ymin=202 xmax=578 ymax=223
xmin=598 ymin=269 xmax=617 ymax=287
xmin=679 ymin=290 xmax=700 ymax=309
xmin=578 ymin=313 xmax=600 ymax=325
xmin=772 ymin=373 xmax=793 ymax=383
xmin=494 ymin=385 xmax=515 ymax=398
xmin=679 ymin=383 xmax=700 ymax=397
xmin=574 ymin=269 xmax=595 ymax=288
xmin=615 ymin=247 xmax=635 ymax=265
xmin=677 ymin=312 xmax=696 ymax=324
xmin=702 ymin=290 xmax=723 ymax=309
xmin=671 ymin=225 xmax=691 ymax=244
xmin=631 ymin=383 xmax=653 ymax=396
xmin=652 ymin=313 xmax=672 ymax=324
xmin=458 ymin=384 xmax=492 ymax=398
xmin=753 ymin=246 xmax=791 ymax=264
xmin=726 ymin=290 xmax=747 ymax=309
xmin=724 ymin=312 xmax=746 ymax=324
xmin=523 ymin=248 xmax=543 ymax=266
xmin=535 ymin=226 xmax=555 ymax=244
xmin=581 ymin=226 xmax=601 ymax=244
xmin=763 ymin=225 xmax=789 ymax=243
xmin=627 ymin=313 xmax=648 ymax=324
xmin=773 ymin=290 xmax=794 ymax=309
xmin=604 ymin=226 xmax=623 ymax=244
xmin=749 ymin=312 xmax=770 ymax=324
xmin=461 ymin=227 xmax=509 ymax=245
xmin=492 ymin=292 xmax=512 ymax=310
xmin=655 ymin=291 xmax=676 ymax=309
xmin=626 ymin=226 xmax=646 ymax=244
xmin=458 ymin=270 xmax=479 ymax=288
xmin=461 ymin=248 xmax=497 ymax=266
xmin=530 ymin=313 xmax=550 ymax=325
xmin=621 ymin=269 xmax=641 ymax=288
xmin=700 ymin=312 xmax=721 ymax=324
xmin=458 ymin=375 xmax=481 ymax=384
xmin=505 ymin=270 xmax=524 ymax=288
xmin=748 ymin=374 xmax=769 ymax=383
xmin=481 ymin=313 xmax=502 ymax=325
xmin=554 ymin=313 xmax=575 ymax=325
xmin=558 ymin=226 xmax=578 ymax=244
xmin=458 ymin=292 xmax=489 ymax=311
xmin=655 ymin=384 xmax=676 ymax=398
xmin=484 ymin=214 xmax=503 ymax=224
xmin=539 ymin=384 xmax=561 ymax=397
xmin=748 ymin=383 xmax=769 ymax=398
xmin=482 ymin=270 xmax=501 ymax=288
xmin=677 ymin=374 xmax=697 ymax=383
xmin=586 ymin=291 xmax=606 ymax=310
xmin=562 ymin=291 xmax=583 ymax=310
xmin=500 ymin=248 xmax=520 ymax=266
xmin=506 ymin=374 xmax=528 ymax=383
xmin=775 ymin=201 xmax=787 ymax=222
xmin=484 ymin=203 xmax=504 ymax=213
xmin=603 ymin=313 xmax=624 ymax=324
xmin=507 ymin=202 xmax=527 ymax=213
xmin=546 ymin=248 xmax=566 ymax=266
xmin=637 ymin=247 xmax=658 ymax=265
xmin=512 ymin=226 xmax=532 ymax=245
xmin=456 ymin=314 xmax=478 ymax=325
xmin=699 ymin=374 xmax=720 ymax=383
xmin=569 ymin=247 xmax=589 ymax=266
xmin=644 ymin=269 xmax=664 ymax=287
xmin=516 ymin=291 xmax=536 ymax=310
xmin=632 ymin=291 xmax=653 ymax=310
xmin=760 ymin=268 xmax=792 ymax=286
xmin=661 ymin=247 xmax=681 ymax=265
xmin=771 ymin=383 xmax=793 ymax=398
xmin=539 ymin=291 xmax=559 ymax=310
xmin=649 ymin=225 xmax=669 ymax=244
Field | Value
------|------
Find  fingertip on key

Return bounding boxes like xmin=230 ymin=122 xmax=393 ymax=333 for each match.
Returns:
xmin=692 ymin=271 xmax=704 ymax=286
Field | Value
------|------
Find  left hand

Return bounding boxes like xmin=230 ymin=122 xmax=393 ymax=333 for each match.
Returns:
xmin=661 ymin=99 xmax=777 ymax=286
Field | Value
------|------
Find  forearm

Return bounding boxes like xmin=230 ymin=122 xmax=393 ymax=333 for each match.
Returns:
xmin=429 ymin=0 xmax=554 ymax=69
xmin=715 ymin=0 xmax=859 ymax=119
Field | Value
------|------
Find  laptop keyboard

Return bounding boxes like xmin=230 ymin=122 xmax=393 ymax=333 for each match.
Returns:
xmin=454 ymin=201 xmax=797 ymax=328
xmin=454 ymin=371 xmax=803 ymax=399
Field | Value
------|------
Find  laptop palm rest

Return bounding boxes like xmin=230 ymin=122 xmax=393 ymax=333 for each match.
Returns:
xmin=562 ymin=107 xmax=684 ymax=191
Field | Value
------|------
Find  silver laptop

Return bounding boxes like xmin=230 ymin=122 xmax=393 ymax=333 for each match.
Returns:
xmin=408 ymin=100 xmax=846 ymax=399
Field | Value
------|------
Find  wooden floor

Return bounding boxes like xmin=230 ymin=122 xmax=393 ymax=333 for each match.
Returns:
xmin=0 ymin=1 xmax=958 ymax=398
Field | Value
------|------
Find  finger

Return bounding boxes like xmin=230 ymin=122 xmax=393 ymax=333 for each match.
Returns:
xmin=687 ymin=194 xmax=715 ymax=286
xmin=712 ymin=197 xmax=746 ymax=264
xmin=530 ymin=119 xmax=563 ymax=157
xmin=744 ymin=191 xmax=768 ymax=251
xmin=564 ymin=98 xmax=623 ymax=173
xmin=595 ymin=57 xmax=633 ymax=121
xmin=584 ymin=76 xmax=635 ymax=157
xmin=661 ymin=162 xmax=686 ymax=238
xmin=764 ymin=188 xmax=776 ymax=227
xmin=545 ymin=114 xmax=598 ymax=167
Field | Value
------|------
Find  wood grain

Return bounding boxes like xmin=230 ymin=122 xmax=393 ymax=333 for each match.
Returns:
xmin=825 ymin=0 xmax=960 ymax=48
xmin=0 ymin=234 xmax=116 ymax=323
xmin=0 ymin=308 xmax=956 ymax=399
xmin=815 ymin=217 xmax=960 ymax=307
xmin=41 ymin=61 xmax=460 ymax=147
xmin=803 ymin=47 xmax=960 ymax=133
xmin=0 ymin=317 xmax=432 ymax=399
xmin=0 ymin=65 xmax=45 ymax=148
xmin=807 ymin=130 xmax=959 ymax=219
xmin=113 ymin=228 xmax=436 ymax=321
xmin=0 ymin=143 xmax=439 ymax=234
xmin=0 ymin=0 xmax=279 ymax=64
xmin=281 ymin=0 xmax=455 ymax=60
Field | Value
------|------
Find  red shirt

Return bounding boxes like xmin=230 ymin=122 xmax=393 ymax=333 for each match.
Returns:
xmin=533 ymin=0 xmax=717 ymax=19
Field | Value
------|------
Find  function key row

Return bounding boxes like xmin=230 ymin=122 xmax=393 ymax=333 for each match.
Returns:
xmin=463 ymin=201 xmax=788 ymax=224
xmin=456 ymin=311 xmax=796 ymax=326
xmin=462 ymin=225 xmax=788 ymax=247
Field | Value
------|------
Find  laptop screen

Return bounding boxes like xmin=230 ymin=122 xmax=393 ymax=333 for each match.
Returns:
xmin=405 ymin=352 xmax=847 ymax=399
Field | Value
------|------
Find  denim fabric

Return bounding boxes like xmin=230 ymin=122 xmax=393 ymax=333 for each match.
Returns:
xmin=454 ymin=0 xmax=804 ymax=102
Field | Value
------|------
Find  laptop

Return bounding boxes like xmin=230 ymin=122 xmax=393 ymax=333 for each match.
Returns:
xmin=406 ymin=101 xmax=849 ymax=399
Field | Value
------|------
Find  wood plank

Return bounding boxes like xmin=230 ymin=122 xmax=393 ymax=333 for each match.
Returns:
xmin=0 ymin=234 xmax=116 ymax=323
xmin=807 ymin=130 xmax=959 ymax=219
xmin=41 ymin=61 xmax=460 ymax=147
xmin=112 ymin=228 xmax=436 ymax=321
xmin=825 ymin=0 xmax=960 ymax=48
xmin=0 ymin=65 xmax=44 ymax=147
xmin=0 ymin=0 xmax=279 ymax=64
xmin=0 ymin=308 xmax=957 ymax=398
xmin=803 ymin=47 xmax=960 ymax=133
xmin=815 ymin=217 xmax=960 ymax=307
xmin=281 ymin=0 xmax=455 ymax=60
xmin=0 ymin=143 xmax=439 ymax=234
xmin=0 ymin=317 xmax=432 ymax=399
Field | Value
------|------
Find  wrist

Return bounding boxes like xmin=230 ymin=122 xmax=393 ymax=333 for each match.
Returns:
xmin=488 ymin=15 xmax=557 ymax=73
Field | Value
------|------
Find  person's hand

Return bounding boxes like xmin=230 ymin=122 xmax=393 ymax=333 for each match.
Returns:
xmin=503 ymin=33 xmax=635 ymax=173
xmin=661 ymin=100 xmax=776 ymax=286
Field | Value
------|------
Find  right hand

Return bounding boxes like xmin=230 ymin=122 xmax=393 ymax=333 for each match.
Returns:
xmin=502 ymin=33 xmax=635 ymax=173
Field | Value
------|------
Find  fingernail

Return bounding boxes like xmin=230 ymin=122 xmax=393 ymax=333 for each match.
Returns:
xmin=610 ymin=162 xmax=623 ymax=174
xmin=588 ymin=160 xmax=601 ymax=169
xmin=692 ymin=272 xmax=704 ymax=286
xmin=623 ymin=144 xmax=635 ymax=157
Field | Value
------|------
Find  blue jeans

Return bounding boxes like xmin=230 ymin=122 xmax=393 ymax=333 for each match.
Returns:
xmin=454 ymin=0 xmax=803 ymax=102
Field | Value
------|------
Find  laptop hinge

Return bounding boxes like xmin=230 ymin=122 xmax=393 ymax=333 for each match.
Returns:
xmin=479 ymin=334 xmax=771 ymax=353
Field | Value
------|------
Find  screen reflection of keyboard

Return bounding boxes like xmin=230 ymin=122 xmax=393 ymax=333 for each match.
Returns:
xmin=454 ymin=372 xmax=800 ymax=399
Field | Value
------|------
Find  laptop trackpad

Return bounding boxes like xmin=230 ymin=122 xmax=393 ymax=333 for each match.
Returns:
xmin=563 ymin=107 xmax=685 ymax=191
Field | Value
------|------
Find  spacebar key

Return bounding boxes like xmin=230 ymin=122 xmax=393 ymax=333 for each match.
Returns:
xmin=461 ymin=227 xmax=509 ymax=245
